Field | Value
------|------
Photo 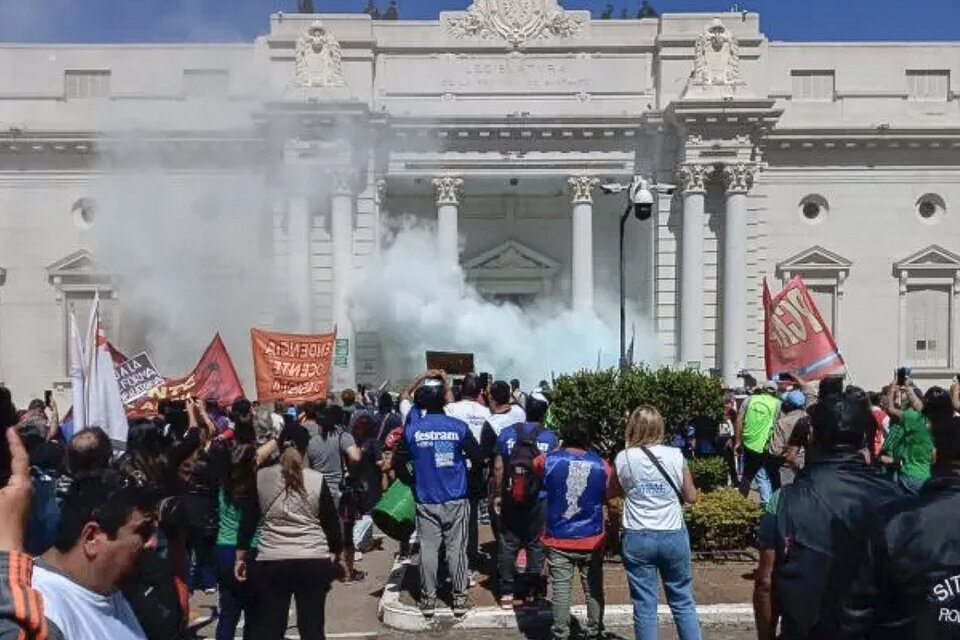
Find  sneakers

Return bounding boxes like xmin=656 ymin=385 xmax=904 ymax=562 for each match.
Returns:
xmin=419 ymin=596 xmax=437 ymax=618
xmin=499 ymin=595 xmax=514 ymax=610
xmin=452 ymin=595 xmax=472 ymax=618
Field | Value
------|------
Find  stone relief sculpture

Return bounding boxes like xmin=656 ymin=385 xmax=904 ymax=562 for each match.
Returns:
xmin=294 ymin=20 xmax=346 ymax=88
xmin=692 ymin=18 xmax=741 ymax=86
xmin=444 ymin=0 xmax=584 ymax=46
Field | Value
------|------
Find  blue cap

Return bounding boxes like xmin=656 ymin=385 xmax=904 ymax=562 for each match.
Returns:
xmin=285 ymin=406 xmax=298 ymax=418
xmin=781 ymin=390 xmax=806 ymax=409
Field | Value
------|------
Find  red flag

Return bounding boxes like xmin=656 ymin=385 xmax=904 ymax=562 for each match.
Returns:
xmin=127 ymin=334 xmax=244 ymax=416
xmin=763 ymin=276 xmax=845 ymax=381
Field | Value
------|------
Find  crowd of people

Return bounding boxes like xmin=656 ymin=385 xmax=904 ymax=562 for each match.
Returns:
xmin=0 ymin=365 xmax=957 ymax=640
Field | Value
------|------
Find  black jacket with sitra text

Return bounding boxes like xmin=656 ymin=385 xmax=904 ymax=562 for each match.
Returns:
xmin=774 ymin=453 xmax=905 ymax=639
xmin=839 ymin=472 xmax=960 ymax=639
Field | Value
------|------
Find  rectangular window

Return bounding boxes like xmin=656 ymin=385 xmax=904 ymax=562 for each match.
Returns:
xmin=183 ymin=69 xmax=230 ymax=98
xmin=791 ymin=70 xmax=835 ymax=102
xmin=64 ymin=70 xmax=111 ymax=99
xmin=907 ymin=70 xmax=949 ymax=101
xmin=905 ymin=285 xmax=950 ymax=368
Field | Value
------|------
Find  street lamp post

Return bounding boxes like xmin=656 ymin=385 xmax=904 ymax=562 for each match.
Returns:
xmin=601 ymin=175 xmax=674 ymax=369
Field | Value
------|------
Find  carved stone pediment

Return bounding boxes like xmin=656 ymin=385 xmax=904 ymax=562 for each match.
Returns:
xmin=777 ymin=246 xmax=851 ymax=282
xmin=46 ymin=250 xmax=114 ymax=290
xmin=895 ymin=245 xmax=960 ymax=273
xmin=443 ymin=0 xmax=584 ymax=46
xmin=294 ymin=20 xmax=346 ymax=88
xmin=464 ymin=239 xmax=559 ymax=295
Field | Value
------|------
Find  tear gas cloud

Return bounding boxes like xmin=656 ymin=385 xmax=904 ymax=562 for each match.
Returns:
xmin=351 ymin=217 xmax=662 ymax=387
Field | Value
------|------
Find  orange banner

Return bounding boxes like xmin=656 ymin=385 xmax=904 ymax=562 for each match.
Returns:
xmin=251 ymin=328 xmax=336 ymax=403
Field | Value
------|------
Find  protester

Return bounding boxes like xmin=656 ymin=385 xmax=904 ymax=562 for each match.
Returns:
xmin=753 ymin=493 xmax=780 ymax=640
xmin=510 ymin=379 xmax=527 ymax=409
xmin=34 ymin=468 xmax=159 ymax=639
xmin=305 ymin=402 xmax=363 ymax=580
xmin=868 ymin=391 xmax=890 ymax=462
xmin=881 ymin=379 xmax=949 ymax=493
xmin=491 ymin=393 xmax=557 ymax=608
xmin=343 ymin=409 xmax=385 ymax=556
xmin=209 ymin=410 xmax=260 ymax=640
xmin=536 ymin=418 xmax=613 ymax=640
xmin=17 ymin=398 xmax=59 ymax=442
xmin=774 ymin=387 xmax=905 ymax=638
xmin=615 ymin=406 xmax=701 ymax=640
xmin=735 ymin=381 xmax=782 ymax=503
xmin=444 ymin=374 xmax=492 ymax=570
xmin=766 ymin=389 xmax=809 ymax=486
xmin=341 ymin=389 xmax=358 ymax=426
xmin=0 ymin=427 xmax=54 ymax=639
xmin=375 ymin=391 xmax=402 ymax=442
xmin=839 ymin=415 xmax=960 ymax=639
xmin=393 ymin=371 xmax=482 ymax=618
xmin=236 ymin=423 xmax=345 ymax=640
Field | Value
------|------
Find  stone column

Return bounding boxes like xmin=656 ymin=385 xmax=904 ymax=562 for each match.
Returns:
xmin=720 ymin=163 xmax=755 ymax=387
xmin=678 ymin=164 xmax=708 ymax=366
xmin=331 ymin=169 xmax=356 ymax=392
xmin=568 ymin=175 xmax=598 ymax=313
xmin=288 ymin=195 xmax=313 ymax=333
xmin=432 ymin=176 xmax=463 ymax=270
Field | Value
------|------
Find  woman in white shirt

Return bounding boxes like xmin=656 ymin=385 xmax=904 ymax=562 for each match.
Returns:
xmin=614 ymin=406 xmax=702 ymax=640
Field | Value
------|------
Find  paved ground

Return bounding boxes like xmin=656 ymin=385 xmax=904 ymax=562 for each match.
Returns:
xmin=192 ymin=534 xmax=757 ymax=639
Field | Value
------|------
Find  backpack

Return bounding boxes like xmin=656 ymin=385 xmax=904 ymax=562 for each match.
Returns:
xmin=506 ymin=424 xmax=543 ymax=505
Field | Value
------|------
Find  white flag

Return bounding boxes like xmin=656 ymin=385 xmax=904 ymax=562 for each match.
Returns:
xmin=69 ymin=308 xmax=87 ymax=434
xmin=86 ymin=299 xmax=128 ymax=447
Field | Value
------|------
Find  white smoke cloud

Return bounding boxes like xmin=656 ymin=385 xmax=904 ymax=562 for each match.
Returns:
xmin=350 ymin=217 xmax=662 ymax=387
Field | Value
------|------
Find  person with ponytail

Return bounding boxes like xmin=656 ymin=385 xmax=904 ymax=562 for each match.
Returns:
xmin=235 ymin=423 xmax=344 ymax=640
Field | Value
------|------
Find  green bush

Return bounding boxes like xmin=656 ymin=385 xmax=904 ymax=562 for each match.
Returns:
xmin=684 ymin=489 xmax=763 ymax=552
xmin=688 ymin=456 xmax=730 ymax=492
xmin=549 ymin=366 xmax=724 ymax=460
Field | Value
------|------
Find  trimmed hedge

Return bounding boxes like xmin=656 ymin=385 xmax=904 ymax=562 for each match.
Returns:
xmin=688 ymin=456 xmax=730 ymax=492
xmin=684 ymin=489 xmax=763 ymax=552
xmin=549 ymin=366 xmax=724 ymax=460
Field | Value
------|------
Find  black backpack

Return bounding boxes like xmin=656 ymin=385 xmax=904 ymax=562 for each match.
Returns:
xmin=506 ymin=424 xmax=543 ymax=505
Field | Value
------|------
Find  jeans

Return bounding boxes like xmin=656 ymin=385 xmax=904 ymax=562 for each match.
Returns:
xmin=497 ymin=500 xmax=546 ymax=598
xmin=546 ymin=547 xmax=604 ymax=640
xmin=621 ymin=529 xmax=701 ymax=640
xmin=214 ymin=545 xmax=254 ymax=640
xmin=738 ymin=449 xmax=779 ymax=504
xmin=251 ymin=558 xmax=335 ymax=640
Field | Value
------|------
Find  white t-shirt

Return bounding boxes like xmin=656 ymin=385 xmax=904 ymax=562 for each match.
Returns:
xmin=33 ymin=564 xmax=148 ymax=640
xmin=486 ymin=405 xmax=527 ymax=437
xmin=445 ymin=399 xmax=491 ymax=442
xmin=615 ymin=445 xmax=685 ymax=532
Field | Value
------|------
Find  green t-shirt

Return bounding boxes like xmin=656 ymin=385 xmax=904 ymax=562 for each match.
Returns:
xmin=742 ymin=394 xmax=781 ymax=453
xmin=882 ymin=408 xmax=933 ymax=482
xmin=217 ymin=488 xmax=260 ymax=548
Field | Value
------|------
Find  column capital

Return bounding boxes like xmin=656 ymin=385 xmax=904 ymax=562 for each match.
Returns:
xmin=329 ymin=168 xmax=354 ymax=196
xmin=432 ymin=175 xmax=464 ymax=206
xmin=567 ymin=175 xmax=599 ymax=204
xmin=719 ymin=162 xmax=757 ymax=194
xmin=677 ymin=163 xmax=710 ymax=194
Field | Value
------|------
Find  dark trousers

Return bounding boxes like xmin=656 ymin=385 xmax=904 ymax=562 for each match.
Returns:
xmin=468 ymin=496 xmax=481 ymax=567
xmin=214 ymin=545 xmax=254 ymax=640
xmin=737 ymin=448 xmax=781 ymax=498
xmin=251 ymin=558 xmax=335 ymax=640
xmin=497 ymin=500 xmax=546 ymax=598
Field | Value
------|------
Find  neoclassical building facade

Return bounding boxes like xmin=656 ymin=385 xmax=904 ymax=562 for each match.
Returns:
xmin=1 ymin=1 xmax=959 ymax=401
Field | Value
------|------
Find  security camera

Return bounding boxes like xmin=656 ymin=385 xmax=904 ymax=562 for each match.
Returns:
xmin=628 ymin=176 xmax=654 ymax=220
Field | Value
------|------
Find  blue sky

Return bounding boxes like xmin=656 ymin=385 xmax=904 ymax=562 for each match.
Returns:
xmin=0 ymin=0 xmax=955 ymax=43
